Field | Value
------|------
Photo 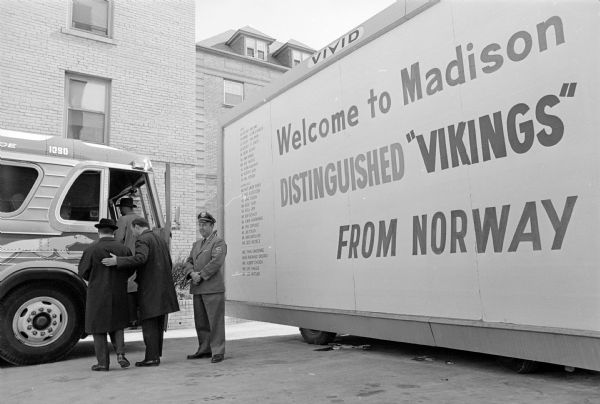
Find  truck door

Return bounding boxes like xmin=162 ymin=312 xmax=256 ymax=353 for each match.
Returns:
xmin=108 ymin=168 xmax=163 ymax=230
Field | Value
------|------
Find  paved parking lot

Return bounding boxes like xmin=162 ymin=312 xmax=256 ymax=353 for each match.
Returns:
xmin=2 ymin=321 xmax=599 ymax=404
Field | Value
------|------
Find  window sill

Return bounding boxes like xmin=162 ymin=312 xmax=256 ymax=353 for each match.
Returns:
xmin=61 ymin=27 xmax=117 ymax=45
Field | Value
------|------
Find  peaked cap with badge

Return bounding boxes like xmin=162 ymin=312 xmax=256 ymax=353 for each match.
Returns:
xmin=197 ymin=211 xmax=216 ymax=224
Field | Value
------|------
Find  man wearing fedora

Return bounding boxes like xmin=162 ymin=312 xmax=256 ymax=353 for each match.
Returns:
xmin=102 ymin=217 xmax=180 ymax=367
xmin=183 ymin=211 xmax=227 ymax=363
xmin=114 ymin=197 xmax=141 ymax=325
xmin=78 ymin=218 xmax=133 ymax=371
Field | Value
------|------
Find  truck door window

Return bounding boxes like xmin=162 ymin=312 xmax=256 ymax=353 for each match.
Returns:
xmin=108 ymin=168 xmax=159 ymax=229
xmin=61 ymin=170 xmax=100 ymax=221
xmin=0 ymin=163 xmax=39 ymax=213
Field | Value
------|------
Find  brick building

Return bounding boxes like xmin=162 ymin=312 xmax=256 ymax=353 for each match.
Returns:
xmin=0 ymin=0 xmax=196 ymax=257
xmin=195 ymin=26 xmax=314 ymax=216
xmin=0 ymin=2 xmax=314 ymax=257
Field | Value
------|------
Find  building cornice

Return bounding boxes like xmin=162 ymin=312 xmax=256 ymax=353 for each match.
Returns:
xmin=198 ymin=66 xmax=275 ymax=87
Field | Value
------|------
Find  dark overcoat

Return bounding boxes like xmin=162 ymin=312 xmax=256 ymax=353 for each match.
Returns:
xmin=116 ymin=229 xmax=179 ymax=320
xmin=78 ymin=237 xmax=133 ymax=333
xmin=114 ymin=212 xmax=141 ymax=293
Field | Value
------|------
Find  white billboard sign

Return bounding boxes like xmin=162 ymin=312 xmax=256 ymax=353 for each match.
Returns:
xmin=224 ymin=0 xmax=600 ymax=332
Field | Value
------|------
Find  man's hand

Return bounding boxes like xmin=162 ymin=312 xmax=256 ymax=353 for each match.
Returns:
xmin=190 ymin=272 xmax=203 ymax=285
xmin=101 ymin=253 xmax=117 ymax=267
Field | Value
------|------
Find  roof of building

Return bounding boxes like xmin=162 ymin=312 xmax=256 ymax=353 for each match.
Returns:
xmin=271 ymin=39 xmax=315 ymax=57
xmin=225 ymin=26 xmax=275 ymax=45
xmin=197 ymin=26 xmax=315 ymax=69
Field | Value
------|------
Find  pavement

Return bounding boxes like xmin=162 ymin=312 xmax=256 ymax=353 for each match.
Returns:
xmin=89 ymin=317 xmax=299 ymax=343
xmin=2 ymin=320 xmax=600 ymax=404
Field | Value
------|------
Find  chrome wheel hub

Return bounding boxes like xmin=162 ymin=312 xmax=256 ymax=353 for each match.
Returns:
xmin=13 ymin=297 xmax=68 ymax=347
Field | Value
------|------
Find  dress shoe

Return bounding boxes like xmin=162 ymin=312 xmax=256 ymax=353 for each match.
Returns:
xmin=135 ymin=359 xmax=160 ymax=367
xmin=91 ymin=364 xmax=109 ymax=371
xmin=117 ymin=354 xmax=130 ymax=368
xmin=211 ymin=354 xmax=224 ymax=363
xmin=187 ymin=350 xmax=212 ymax=360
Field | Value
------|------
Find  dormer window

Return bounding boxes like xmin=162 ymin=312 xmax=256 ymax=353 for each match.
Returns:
xmin=246 ymin=37 xmax=267 ymax=60
xmin=292 ymin=49 xmax=310 ymax=66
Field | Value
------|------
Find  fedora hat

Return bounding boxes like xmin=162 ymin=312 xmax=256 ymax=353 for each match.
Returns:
xmin=116 ymin=197 xmax=137 ymax=208
xmin=95 ymin=218 xmax=118 ymax=231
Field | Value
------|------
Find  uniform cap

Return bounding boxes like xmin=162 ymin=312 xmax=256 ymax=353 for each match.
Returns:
xmin=197 ymin=211 xmax=216 ymax=224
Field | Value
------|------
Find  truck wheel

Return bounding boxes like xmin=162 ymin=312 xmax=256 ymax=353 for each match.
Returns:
xmin=299 ymin=328 xmax=336 ymax=345
xmin=0 ymin=284 xmax=84 ymax=365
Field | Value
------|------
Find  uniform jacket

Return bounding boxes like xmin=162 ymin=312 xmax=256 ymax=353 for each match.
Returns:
xmin=78 ymin=237 xmax=133 ymax=334
xmin=183 ymin=230 xmax=227 ymax=294
xmin=114 ymin=212 xmax=141 ymax=293
xmin=116 ymin=229 xmax=180 ymax=320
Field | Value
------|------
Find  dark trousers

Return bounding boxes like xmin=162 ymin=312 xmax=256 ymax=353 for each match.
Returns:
xmin=92 ymin=329 xmax=125 ymax=367
xmin=141 ymin=315 xmax=166 ymax=361
xmin=193 ymin=293 xmax=225 ymax=355
xmin=127 ymin=292 xmax=139 ymax=325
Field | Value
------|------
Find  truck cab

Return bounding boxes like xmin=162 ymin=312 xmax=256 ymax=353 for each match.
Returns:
xmin=0 ymin=129 xmax=165 ymax=365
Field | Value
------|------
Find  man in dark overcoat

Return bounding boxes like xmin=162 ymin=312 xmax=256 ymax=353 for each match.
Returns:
xmin=102 ymin=217 xmax=179 ymax=367
xmin=114 ymin=197 xmax=142 ymax=325
xmin=184 ymin=211 xmax=227 ymax=363
xmin=78 ymin=218 xmax=133 ymax=371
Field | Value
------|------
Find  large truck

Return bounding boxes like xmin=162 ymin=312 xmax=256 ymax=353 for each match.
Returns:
xmin=0 ymin=129 xmax=168 ymax=365
xmin=219 ymin=0 xmax=600 ymax=371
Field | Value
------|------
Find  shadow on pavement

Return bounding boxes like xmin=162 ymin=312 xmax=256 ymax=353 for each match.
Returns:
xmin=314 ymin=334 xmax=600 ymax=378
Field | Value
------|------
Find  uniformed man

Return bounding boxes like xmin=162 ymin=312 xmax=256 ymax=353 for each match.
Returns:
xmin=184 ymin=211 xmax=227 ymax=363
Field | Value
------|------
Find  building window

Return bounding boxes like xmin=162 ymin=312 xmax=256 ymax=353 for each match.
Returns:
xmin=223 ymin=79 xmax=244 ymax=106
xmin=71 ymin=0 xmax=112 ymax=37
xmin=245 ymin=37 xmax=267 ymax=60
xmin=66 ymin=73 xmax=110 ymax=144
xmin=292 ymin=50 xmax=309 ymax=67
xmin=257 ymin=41 xmax=267 ymax=60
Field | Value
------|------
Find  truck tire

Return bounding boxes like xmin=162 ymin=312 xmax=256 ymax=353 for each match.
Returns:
xmin=0 ymin=284 xmax=84 ymax=365
xmin=299 ymin=328 xmax=336 ymax=345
